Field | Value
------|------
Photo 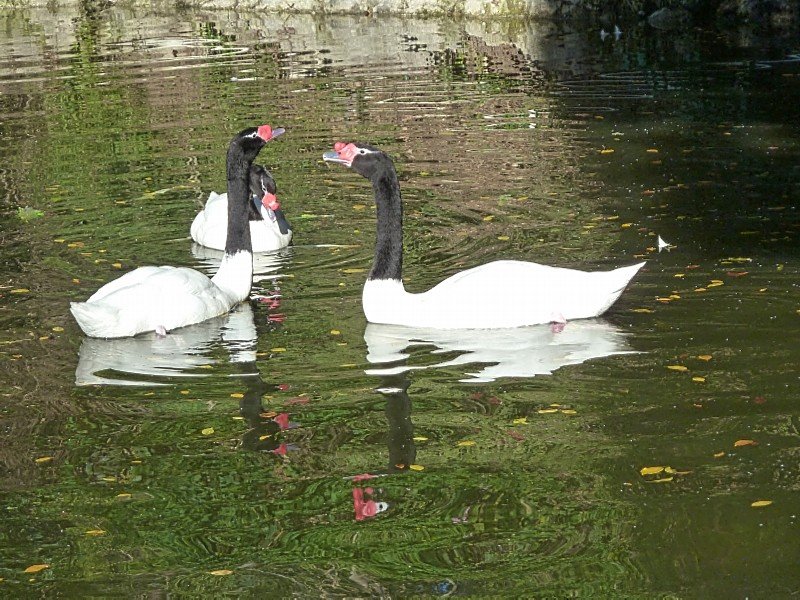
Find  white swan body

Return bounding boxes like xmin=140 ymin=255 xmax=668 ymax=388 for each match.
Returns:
xmin=323 ymin=142 xmax=644 ymax=330
xmin=363 ymin=260 xmax=645 ymax=329
xmin=191 ymin=190 xmax=292 ymax=252
xmin=71 ymin=125 xmax=282 ymax=338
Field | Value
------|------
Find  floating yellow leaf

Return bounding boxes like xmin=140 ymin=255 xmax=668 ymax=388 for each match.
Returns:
xmin=694 ymin=287 xmax=707 ymax=292
xmin=115 ymin=493 xmax=131 ymax=499
xmin=697 ymin=355 xmax=713 ymax=361
xmin=24 ymin=564 xmax=49 ymax=574
xmin=35 ymin=456 xmax=53 ymax=464
xmin=85 ymin=529 xmax=106 ymax=536
xmin=229 ymin=393 xmax=244 ymax=399
xmin=560 ymin=409 xmax=578 ymax=415
xmin=621 ymin=223 xmax=633 ymax=228
xmin=270 ymin=347 xmax=286 ymax=353
xmin=537 ymin=409 xmax=559 ymax=414
xmin=599 ymin=148 xmax=615 ymax=154
xmin=632 ymin=308 xmax=654 ymax=313
xmin=339 ymin=363 xmax=357 ymax=368
xmin=512 ymin=417 xmax=528 ymax=425
xmin=713 ymin=451 xmax=725 ymax=458
xmin=179 ymin=390 xmax=189 ymax=395
xmin=201 ymin=428 xmax=215 ymax=436
xmin=707 ymin=282 xmax=724 ymax=288
xmin=209 ymin=569 xmax=234 ymax=576
xmin=9 ymin=288 xmax=30 ymax=294
xmin=340 ymin=268 xmax=365 ymax=274
xmin=72 ymin=278 xmax=80 ymax=284
xmin=111 ymin=263 xmax=122 ymax=269
xmin=647 ymin=477 xmax=674 ymax=483
xmin=497 ymin=235 xmax=510 ymax=241
xmin=646 ymin=148 xmax=659 ymax=153
xmin=751 ymin=500 xmax=773 ymax=508
xmin=351 ymin=204 xmax=366 ymax=210
xmin=667 ymin=365 xmax=688 ymax=372
xmin=198 ymin=364 xmax=213 ymax=369
xmin=734 ymin=439 xmax=757 ymax=447
xmin=640 ymin=466 xmax=665 ymax=476
xmin=52 ymin=326 xmax=64 ymax=332
xmin=408 ymin=464 xmax=425 ymax=471
xmin=482 ymin=215 xmax=494 ymax=222
xmin=258 ymin=434 xmax=272 ymax=441
xmin=330 ymin=329 xmax=341 ymax=335
xmin=457 ymin=440 xmax=476 ymax=447
xmin=413 ymin=436 xmax=428 ymax=441
xmin=674 ymin=273 xmax=685 ymax=278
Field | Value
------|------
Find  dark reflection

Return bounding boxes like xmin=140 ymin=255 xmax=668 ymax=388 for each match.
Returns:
xmin=376 ymin=373 xmax=417 ymax=472
xmin=364 ymin=319 xmax=636 ymax=383
xmin=75 ymin=302 xmax=260 ymax=386
xmin=237 ymin=365 xmax=299 ymax=455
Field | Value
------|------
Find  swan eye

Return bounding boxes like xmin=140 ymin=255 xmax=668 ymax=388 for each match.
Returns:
xmin=358 ymin=148 xmax=367 ymax=155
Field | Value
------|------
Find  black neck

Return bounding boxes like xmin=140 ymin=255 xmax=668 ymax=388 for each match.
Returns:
xmin=369 ymin=168 xmax=403 ymax=281
xmin=226 ymin=149 xmax=254 ymax=255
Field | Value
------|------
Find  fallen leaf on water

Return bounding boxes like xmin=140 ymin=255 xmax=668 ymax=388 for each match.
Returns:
xmin=270 ymin=347 xmax=286 ymax=353
xmin=201 ymin=428 xmax=215 ymax=436
xmin=330 ymin=329 xmax=341 ymax=335
xmin=751 ymin=500 xmax=773 ymax=508
xmin=537 ymin=409 xmax=559 ymax=414
xmin=209 ymin=569 xmax=234 ymax=576
xmin=408 ymin=464 xmax=425 ymax=471
xmin=646 ymin=148 xmax=659 ymax=153
xmin=111 ymin=263 xmax=122 ymax=269
xmin=674 ymin=273 xmax=685 ymax=278
xmin=726 ymin=271 xmax=748 ymax=277
xmin=646 ymin=477 xmax=674 ymax=483
xmin=229 ymin=393 xmax=244 ymax=399
xmin=692 ymin=377 xmax=706 ymax=383
xmin=35 ymin=456 xmax=53 ymax=464
xmin=457 ymin=441 xmax=476 ymax=447
xmin=734 ymin=439 xmax=758 ymax=447
xmin=697 ymin=355 xmax=713 ymax=361
xmin=10 ymin=288 xmax=30 ymax=294
xmin=632 ymin=308 xmax=654 ymax=313
xmin=694 ymin=288 xmax=707 ymax=292
xmin=85 ymin=529 xmax=105 ymax=536
xmin=340 ymin=268 xmax=365 ymax=274
xmin=667 ymin=365 xmax=688 ymax=372
xmin=497 ymin=235 xmax=510 ymax=241
xmin=664 ymin=467 xmax=692 ymax=475
xmin=512 ymin=417 xmax=528 ymax=425
xmin=52 ymin=326 xmax=64 ymax=332
xmin=413 ymin=436 xmax=428 ymax=441
xmin=24 ymin=564 xmax=49 ymax=574
xmin=115 ymin=493 xmax=131 ymax=500
xmin=179 ymin=390 xmax=189 ymax=395
xmin=599 ymin=148 xmax=615 ymax=154
xmin=621 ymin=222 xmax=633 ymax=228
xmin=640 ymin=466 xmax=665 ymax=476
xmin=560 ymin=409 xmax=578 ymax=415
xmin=713 ymin=451 xmax=725 ymax=458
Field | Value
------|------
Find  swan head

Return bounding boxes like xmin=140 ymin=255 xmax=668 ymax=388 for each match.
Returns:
xmin=231 ymin=125 xmax=285 ymax=162
xmin=249 ymin=164 xmax=277 ymax=198
xmin=323 ymin=142 xmax=391 ymax=180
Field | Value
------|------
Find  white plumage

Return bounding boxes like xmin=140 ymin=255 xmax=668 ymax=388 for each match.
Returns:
xmin=362 ymin=260 xmax=645 ymax=329
xmin=190 ymin=190 xmax=292 ymax=252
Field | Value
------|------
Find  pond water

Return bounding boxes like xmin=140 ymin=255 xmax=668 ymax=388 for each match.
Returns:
xmin=1 ymin=7 xmax=799 ymax=596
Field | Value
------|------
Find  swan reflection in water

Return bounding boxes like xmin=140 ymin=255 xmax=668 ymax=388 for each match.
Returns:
xmin=191 ymin=242 xmax=291 ymax=285
xmin=75 ymin=302 xmax=262 ymax=386
xmin=364 ymin=319 xmax=636 ymax=383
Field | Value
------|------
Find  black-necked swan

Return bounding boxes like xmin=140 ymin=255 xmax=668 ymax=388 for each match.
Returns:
xmin=191 ymin=158 xmax=293 ymax=252
xmin=322 ymin=142 xmax=645 ymax=329
xmin=70 ymin=124 xmax=281 ymax=338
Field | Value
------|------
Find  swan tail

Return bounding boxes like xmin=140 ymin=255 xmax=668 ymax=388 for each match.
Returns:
xmin=594 ymin=261 xmax=646 ymax=315
xmin=70 ymin=301 xmax=125 ymax=338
